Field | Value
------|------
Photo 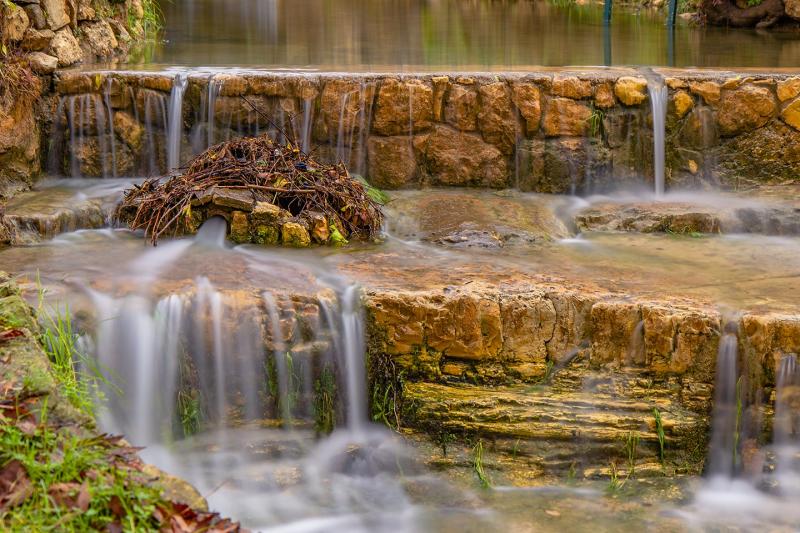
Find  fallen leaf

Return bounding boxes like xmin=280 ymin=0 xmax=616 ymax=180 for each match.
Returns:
xmin=545 ymin=509 xmax=561 ymax=517
xmin=0 ymin=460 xmax=33 ymax=510
xmin=48 ymin=482 xmax=90 ymax=511
xmin=0 ymin=329 xmax=24 ymax=343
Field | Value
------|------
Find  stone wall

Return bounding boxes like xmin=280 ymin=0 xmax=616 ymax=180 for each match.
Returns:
xmin=50 ymin=68 xmax=800 ymax=193
xmin=2 ymin=0 xmax=145 ymax=72
xmin=0 ymin=0 xmax=146 ymax=197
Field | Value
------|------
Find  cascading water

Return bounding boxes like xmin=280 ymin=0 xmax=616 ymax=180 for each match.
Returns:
xmin=206 ymin=75 xmax=223 ymax=148
xmin=774 ymin=353 xmax=800 ymax=494
xmin=65 ymin=218 xmax=460 ymax=531
xmin=167 ymin=72 xmax=189 ymax=170
xmin=647 ymin=79 xmax=668 ymax=197
xmin=706 ymin=329 xmax=740 ymax=479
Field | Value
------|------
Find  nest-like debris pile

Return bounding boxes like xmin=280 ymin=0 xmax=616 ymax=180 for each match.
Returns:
xmin=117 ymin=134 xmax=384 ymax=246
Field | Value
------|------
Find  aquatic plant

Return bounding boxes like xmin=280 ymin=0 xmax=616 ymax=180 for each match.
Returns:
xmin=625 ymin=431 xmax=640 ymax=475
xmin=473 ymin=439 xmax=492 ymax=489
xmin=653 ymin=408 xmax=666 ymax=464
xmin=177 ymin=389 xmax=201 ymax=437
xmin=314 ymin=365 xmax=336 ymax=434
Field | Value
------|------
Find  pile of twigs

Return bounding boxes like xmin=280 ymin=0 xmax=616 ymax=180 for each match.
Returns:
xmin=117 ymin=134 xmax=383 ymax=245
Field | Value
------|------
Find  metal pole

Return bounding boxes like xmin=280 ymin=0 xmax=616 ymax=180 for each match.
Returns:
xmin=667 ymin=0 xmax=678 ymax=27
xmin=603 ymin=0 xmax=612 ymax=66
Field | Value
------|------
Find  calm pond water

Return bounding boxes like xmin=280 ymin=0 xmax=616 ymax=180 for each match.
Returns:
xmin=139 ymin=0 xmax=800 ymax=69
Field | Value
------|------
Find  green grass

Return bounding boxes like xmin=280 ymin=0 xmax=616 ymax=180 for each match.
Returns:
xmin=653 ymin=408 xmax=666 ymax=465
xmin=588 ymin=107 xmax=605 ymax=137
xmin=314 ymin=366 xmax=336 ymax=434
xmin=128 ymin=0 xmax=164 ymax=41
xmin=625 ymin=431 xmax=639 ymax=475
xmin=38 ymin=305 xmax=100 ymax=416
xmin=472 ymin=439 xmax=492 ymax=489
xmin=176 ymin=389 xmax=201 ymax=437
xmin=0 ymin=423 xmax=164 ymax=532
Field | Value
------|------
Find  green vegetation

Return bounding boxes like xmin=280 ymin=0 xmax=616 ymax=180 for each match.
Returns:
xmin=625 ymin=431 xmax=639 ymax=475
xmin=653 ymin=408 xmax=666 ymax=465
xmin=176 ymin=389 xmax=201 ymax=437
xmin=0 ymin=422 xmax=165 ymax=532
xmin=472 ymin=439 xmax=492 ymax=489
xmin=38 ymin=305 xmax=103 ymax=417
xmin=129 ymin=0 xmax=164 ymax=40
xmin=314 ymin=365 xmax=336 ymax=434
xmin=606 ymin=462 xmax=629 ymax=495
xmin=588 ymin=107 xmax=605 ymax=137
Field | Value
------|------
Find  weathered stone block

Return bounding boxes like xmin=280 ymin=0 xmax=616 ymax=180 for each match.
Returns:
xmin=421 ymin=125 xmax=508 ymax=188
xmin=542 ymin=97 xmax=591 ymax=137
xmin=717 ymin=85 xmax=777 ymax=137
xmin=373 ymin=78 xmax=434 ymax=136
xmin=367 ymin=136 xmax=417 ymax=189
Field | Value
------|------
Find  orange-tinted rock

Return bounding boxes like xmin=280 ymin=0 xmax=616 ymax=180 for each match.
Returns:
xmin=717 ymin=85 xmax=777 ymax=137
xmin=511 ymin=83 xmax=542 ymax=134
xmin=367 ymin=136 xmax=418 ymax=189
xmin=477 ymin=81 xmax=518 ymax=154
xmin=443 ymin=84 xmax=478 ymax=132
xmin=542 ymin=98 xmax=592 ymax=137
xmin=373 ymin=78 xmax=434 ymax=136
xmin=422 ymin=126 xmax=508 ymax=187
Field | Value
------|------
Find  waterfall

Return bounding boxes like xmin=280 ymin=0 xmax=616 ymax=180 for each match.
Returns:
xmin=707 ymin=331 xmax=740 ymax=479
xmin=206 ymin=75 xmax=222 ymax=148
xmin=103 ymin=79 xmax=118 ymax=178
xmin=648 ymin=79 xmax=668 ymax=197
xmin=774 ymin=353 xmax=800 ymax=494
xmin=300 ymin=98 xmax=314 ymax=153
xmin=167 ymin=72 xmax=189 ymax=170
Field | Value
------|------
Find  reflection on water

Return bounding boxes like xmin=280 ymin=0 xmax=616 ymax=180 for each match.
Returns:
xmin=143 ymin=0 xmax=800 ymax=69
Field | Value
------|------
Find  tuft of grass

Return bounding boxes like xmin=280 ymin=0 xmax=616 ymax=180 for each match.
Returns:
xmin=472 ymin=439 xmax=492 ymax=489
xmin=177 ymin=389 xmax=201 ymax=437
xmin=39 ymin=304 xmax=107 ymax=417
xmin=606 ymin=461 xmax=628 ymax=495
xmin=653 ymin=408 xmax=666 ymax=465
xmin=353 ymin=175 xmax=390 ymax=205
xmin=0 ymin=424 xmax=165 ymax=531
xmin=314 ymin=365 xmax=336 ymax=434
xmin=128 ymin=0 xmax=164 ymax=40
xmin=625 ymin=431 xmax=639 ymax=475
xmin=588 ymin=107 xmax=605 ymax=137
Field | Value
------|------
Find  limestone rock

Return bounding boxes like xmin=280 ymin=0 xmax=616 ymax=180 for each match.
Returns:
xmin=780 ymin=98 xmax=800 ymax=132
xmin=614 ymin=77 xmax=648 ymax=106
xmin=366 ymin=287 xmax=502 ymax=361
xmin=552 ymin=76 xmax=592 ymax=99
xmin=281 ymin=222 xmax=311 ymax=247
xmin=80 ymin=20 xmax=119 ymax=58
xmin=672 ymin=90 xmax=694 ymax=119
xmin=590 ymin=302 xmax=641 ymax=364
xmin=76 ymin=0 xmax=96 ymax=21
xmin=477 ymin=82 xmax=517 ymax=154
xmin=777 ymin=77 xmax=800 ymax=102
xmin=2 ymin=3 xmax=30 ymax=42
xmin=681 ymin=107 xmax=718 ymax=149
xmin=431 ymin=76 xmax=449 ymax=121
xmin=113 ymin=112 xmax=144 ymax=150
xmin=314 ymin=79 xmax=372 ymax=142
xmin=499 ymin=291 xmax=556 ymax=362
xmin=443 ymin=84 xmax=478 ymax=131
xmin=41 ymin=0 xmax=71 ymax=30
xmin=717 ymin=85 xmax=776 ymax=137
xmin=22 ymin=28 xmax=54 ymax=51
xmin=252 ymin=202 xmax=291 ymax=225
xmin=26 ymin=52 xmax=58 ymax=74
xmin=367 ymin=136 xmax=417 ymax=189
xmin=689 ymin=81 xmax=721 ymax=105
xmin=542 ymin=97 xmax=591 ymax=137
xmin=304 ymin=212 xmax=330 ymax=244
xmin=786 ymin=0 xmax=800 ymax=21
xmin=511 ymin=83 xmax=542 ymax=134
xmin=49 ymin=27 xmax=83 ymax=67
xmin=68 ymin=135 xmax=134 ymax=176
xmin=24 ymin=4 xmax=48 ymax=30
xmin=593 ymin=82 xmax=616 ymax=109
xmin=212 ymin=188 xmax=254 ymax=211
xmin=373 ymin=78 xmax=433 ymax=136
xmin=422 ymin=126 xmax=508 ymax=188
xmin=229 ymin=211 xmax=250 ymax=243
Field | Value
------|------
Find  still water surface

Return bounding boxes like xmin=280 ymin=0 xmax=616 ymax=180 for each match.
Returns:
xmin=138 ymin=0 xmax=800 ymax=70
